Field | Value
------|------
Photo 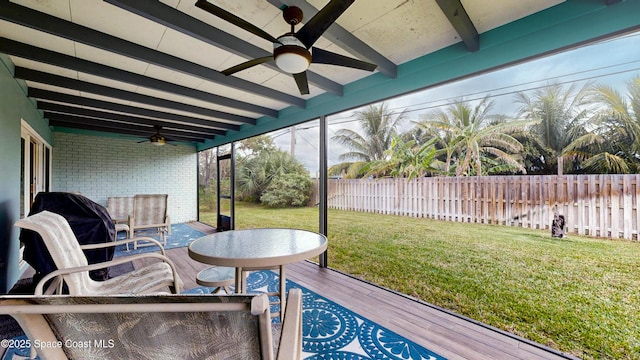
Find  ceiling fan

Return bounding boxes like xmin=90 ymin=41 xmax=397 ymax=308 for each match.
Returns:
xmin=195 ymin=0 xmax=377 ymax=95
xmin=137 ymin=126 xmax=176 ymax=146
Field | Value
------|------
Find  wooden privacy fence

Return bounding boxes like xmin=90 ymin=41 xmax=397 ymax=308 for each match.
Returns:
xmin=319 ymin=175 xmax=640 ymax=240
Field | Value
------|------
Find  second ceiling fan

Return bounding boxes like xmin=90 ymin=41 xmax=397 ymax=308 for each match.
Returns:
xmin=196 ymin=0 xmax=377 ymax=95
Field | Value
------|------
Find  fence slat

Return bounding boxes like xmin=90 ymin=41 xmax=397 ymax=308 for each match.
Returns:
xmin=623 ymin=175 xmax=632 ymax=239
xmin=610 ymin=175 xmax=621 ymax=238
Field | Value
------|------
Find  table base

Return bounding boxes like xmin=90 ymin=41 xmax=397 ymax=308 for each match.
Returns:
xmin=236 ymin=265 xmax=287 ymax=320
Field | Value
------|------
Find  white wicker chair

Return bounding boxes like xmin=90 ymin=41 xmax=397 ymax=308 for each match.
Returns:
xmin=15 ymin=211 xmax=183 ymax=296
xmin=0 ymin=289 xmax=303 ymax=360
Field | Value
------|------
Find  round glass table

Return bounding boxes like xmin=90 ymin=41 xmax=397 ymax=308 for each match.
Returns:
xmin=188 ymin=228 xmax=328 ymax=318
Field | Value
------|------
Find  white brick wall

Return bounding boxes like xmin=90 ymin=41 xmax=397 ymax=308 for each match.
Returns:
xmin=52 ymin=132 xmax=197 ymax=223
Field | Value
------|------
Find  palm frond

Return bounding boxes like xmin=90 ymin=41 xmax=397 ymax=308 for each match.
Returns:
xmin=581 ymin=152 xmax=630 ymax=174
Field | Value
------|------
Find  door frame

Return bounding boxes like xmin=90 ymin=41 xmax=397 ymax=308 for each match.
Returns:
xmin=20 ymin=120 xmax=52 ymax=270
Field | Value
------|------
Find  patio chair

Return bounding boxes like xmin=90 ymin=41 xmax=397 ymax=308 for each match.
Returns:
xmin=0 ymin=289 xmax=302 ymax=360
xmin=130 ymin=194 xmax=171 ymax=249
xmin=15 ymin=211 xmax=183 ymax=296
xmin=22 ymin=192 xmax=117 ymax=281
xmin=106 ymin=196 xmax=134 ymax=225
xmin=107 ymin=196 xmax=133 ymax=249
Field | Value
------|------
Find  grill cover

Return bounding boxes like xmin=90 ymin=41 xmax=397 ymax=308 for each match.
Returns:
xmin=20 ymin=192 xmax=116 ymax=281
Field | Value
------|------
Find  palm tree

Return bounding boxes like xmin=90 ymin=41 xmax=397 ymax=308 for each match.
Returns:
xmin=330 ymin=103 xmax=406 ymax=178
xmin=514 ymin=82 xmax=592 ymax=174
xmin=366 ymin=135 xmax=441 ymax=180
xmin=416 ymin=96 xmax=529 ymax=176
xmin=565 ymin=77 xmax=640 ymax=173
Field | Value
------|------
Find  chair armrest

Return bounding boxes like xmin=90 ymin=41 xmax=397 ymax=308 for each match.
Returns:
xmin=34 ymin=253 xmax=181 ymax=295
xmin=277 ymin=288 xmax=303 ymax=360
xmin=80 ymin=237 xmax=166 ymax=255
xmin=0 ymin=300 xmax=67 ymax=359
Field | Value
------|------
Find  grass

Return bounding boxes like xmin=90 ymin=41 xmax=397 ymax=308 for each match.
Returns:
xmin=200 ymin=203 xmax=640 ymax=359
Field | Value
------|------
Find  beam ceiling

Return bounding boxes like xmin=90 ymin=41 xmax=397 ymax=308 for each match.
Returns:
xmin=27 ymin=88 xmax=238 ymax=132
xmin=0 ymin=0 xmax=305 ymax=107
xmin=13 ymin=67 xmax=251 ymax=127
xmin=0 ymin=38 xmax=272 ymax=119
xmin=435 ymin=0 xmax=479 ymax=52
xmin=0 ymin=0 xmax=636 ymax=148
xmin=104 ymin=0 xmax=345 ymax=96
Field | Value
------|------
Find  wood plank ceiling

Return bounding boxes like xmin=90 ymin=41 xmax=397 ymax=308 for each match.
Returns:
xmin=0 ymin=0 xmax=625 ymax=146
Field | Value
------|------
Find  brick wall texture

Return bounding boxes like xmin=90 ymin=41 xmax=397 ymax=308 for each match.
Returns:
xmin=52 ymin=132 xmax=198 ymax=223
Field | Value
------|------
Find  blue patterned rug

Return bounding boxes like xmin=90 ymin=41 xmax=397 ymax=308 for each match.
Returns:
xmin=3 ymin=270 xmax=447 ymax=360
xmin=186 ymin=270 xmax=447 ymax=360
xmin=113 ymin=223 xmax=205 ymax=257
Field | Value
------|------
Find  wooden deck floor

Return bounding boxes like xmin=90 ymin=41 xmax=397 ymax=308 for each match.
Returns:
xmin=134 ymin=223 xmax=577 ymax=360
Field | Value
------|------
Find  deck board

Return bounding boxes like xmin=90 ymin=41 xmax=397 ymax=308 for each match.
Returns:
xmin=133 ymin=225 xmax=575 ymax=360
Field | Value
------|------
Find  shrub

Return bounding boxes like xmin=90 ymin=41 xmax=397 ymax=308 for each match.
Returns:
xmin=260 ymin=172 xmax=313 ymax=208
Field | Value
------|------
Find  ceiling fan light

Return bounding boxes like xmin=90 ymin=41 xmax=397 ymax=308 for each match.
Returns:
xmin=275 ymin=52 xmax=310 ymax=74
xmin=150 ymin=137 xmax=166 ymax=146
xmin=273 ymin=36 xmax=311 ymax=74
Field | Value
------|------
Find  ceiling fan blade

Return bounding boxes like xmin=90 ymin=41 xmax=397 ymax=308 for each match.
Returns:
xmin=293 ymin=72 xmax=310 ymax=95
xmin=195 ymin=0 xmax=280 ymax=44
xmin=221 ymin=56 xmax=273 ymax=75
xmin=296 ymin=0 xmax=355 ymax=49
xmin=311 ymin=47 xmax=377 ymax=71
xmin=137 ymin=140 xmax=148 ymax=143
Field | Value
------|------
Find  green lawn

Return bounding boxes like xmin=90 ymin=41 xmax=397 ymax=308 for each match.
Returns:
xmin=200 ymin=203 xmax=640 ymax=359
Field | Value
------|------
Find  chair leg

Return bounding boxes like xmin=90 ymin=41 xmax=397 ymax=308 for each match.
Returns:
xmin=160 ymin=228 xmax=167 ymax=247
xmin=124 ymin=228 xmax=131 ymax=251
xmin=114 ymin=224 xmax=131 ymax=251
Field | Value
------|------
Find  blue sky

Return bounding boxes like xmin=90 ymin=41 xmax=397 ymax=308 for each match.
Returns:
xmin=383 ymin=30 xmax=640 ymax=120
xmin=271 ymin=30 xmax=640 ymax=174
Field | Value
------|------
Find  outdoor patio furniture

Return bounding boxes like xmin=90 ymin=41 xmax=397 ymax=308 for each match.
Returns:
xmin=188 ymin=228 xmax=327 ymax=320
xmin=195 ymin=266 xmax=236 ymax=294
xmin=130 ymin=194 xmax=171 ymax=249
xmin=21 ymin=192 xmax=117 ymax=282
xmin=0 ymin=289 xmax=303 ymax=360
xmin=107 ymin=196 xmax=133 ymax=249
xmin=106 ymin=196 xmax=134 ymax=224
xmin=15 ymin=211 xmax=183 ymax=295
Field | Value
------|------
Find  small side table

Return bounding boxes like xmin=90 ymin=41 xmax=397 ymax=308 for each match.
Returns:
xmin=195 ymin=266 xmax=235 ymax=294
